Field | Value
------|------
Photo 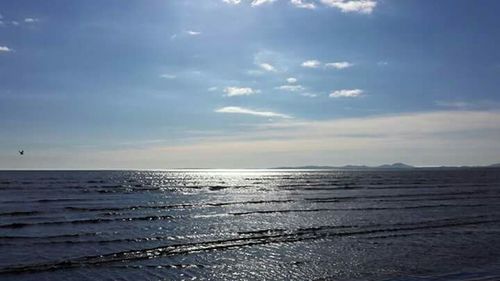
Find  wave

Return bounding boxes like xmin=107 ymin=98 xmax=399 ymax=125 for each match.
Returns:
xmin=229 ymin=203 xmax=500 ymax=216
xmin=0 ymin=215 xmax=173 ymax=229
xmin=1 ymin=215 xmax=499 ymax=275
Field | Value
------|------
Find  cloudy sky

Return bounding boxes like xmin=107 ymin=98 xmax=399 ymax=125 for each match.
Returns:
xmin=1 ymin=0 xmax=500 ymax=169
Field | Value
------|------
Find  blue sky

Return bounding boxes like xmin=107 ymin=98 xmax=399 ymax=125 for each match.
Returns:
xmin=1 ymin=0 xmax=500 ymax=169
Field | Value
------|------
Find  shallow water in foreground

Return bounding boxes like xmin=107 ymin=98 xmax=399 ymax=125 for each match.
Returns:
xmin=1 ymin=169 xmax=500 ymax=280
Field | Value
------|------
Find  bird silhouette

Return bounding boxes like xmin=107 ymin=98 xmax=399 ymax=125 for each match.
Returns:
xmin=19 ymin=150 xmax=24 ymax=155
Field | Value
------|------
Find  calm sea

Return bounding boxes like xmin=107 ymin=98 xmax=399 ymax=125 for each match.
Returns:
xmin=1 ymin=169 xmax=500 ymax=280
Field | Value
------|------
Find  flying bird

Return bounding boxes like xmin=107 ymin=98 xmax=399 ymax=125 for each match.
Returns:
xmin=19 ymin=150 xmax=24 ymax=155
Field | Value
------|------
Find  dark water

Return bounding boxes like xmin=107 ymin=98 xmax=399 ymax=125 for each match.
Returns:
xmin=1 ymin=169 xmax=500 ymax=281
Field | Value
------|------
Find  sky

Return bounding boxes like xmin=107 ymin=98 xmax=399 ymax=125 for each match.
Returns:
xmin=1 ymin=0 xmax=500 ymax=169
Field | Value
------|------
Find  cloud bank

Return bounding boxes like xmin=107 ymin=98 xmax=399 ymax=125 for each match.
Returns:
xmin=17 ymin=110 xmax=499 ymax=169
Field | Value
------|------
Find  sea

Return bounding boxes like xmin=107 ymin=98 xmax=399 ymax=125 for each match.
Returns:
xmin=1 ymin=168 xmax=500 ymax=281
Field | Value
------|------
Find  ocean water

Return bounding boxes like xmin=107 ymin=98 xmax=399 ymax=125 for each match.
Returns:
xmin=1 ymin=169 xmax=500 ymax=281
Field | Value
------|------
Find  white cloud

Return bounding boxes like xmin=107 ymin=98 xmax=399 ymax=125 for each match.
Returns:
xmin=301 ymin=60 xmax=321 ymax=68
xmin=0 ymin=46 xmax=12 ymax=52
xmin=301 ymin=93 xmax=318 ymax=97
xmin=276 ymin=85 xmax=305 ymax=92
xmin=11 ymin=21 xmax=19 ymax=26
xmin=224 ymin=87 xmax=259 ymax=97
xmin=286 ymin=77 xmax=297 ymax=84
xmin=320 ymin=0 xmax=377 ymax=14
xmin=291 ymin=0 xmax=316 ymax=9
xmin=329 ymin=89 xmax=363 ymax=98
xmin=251 ymin=0 xmax=277 ymax=7
xmin=208 ymin=87 xmax=218 ymax=92
xmin=259 ymin=63 xmax=277 ymax=72
xmin=215 ymin=106 xmax=291 ymax=118
xmin=160 ymin=74 xmax=176 ymax=79
xmin=186 ymin=30 xmax=201 ymax=36
xmin=377 ymin=61 xmax=389 ymax=66
xmin=24 ymin=18 xmax=38 ymax=23
xmin=223 ymin=0 xmax=242 ymax=4
xmin=325 ymin=61 xmax=353 ymax=69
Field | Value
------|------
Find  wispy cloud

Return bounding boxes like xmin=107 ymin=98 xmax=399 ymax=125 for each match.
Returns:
xmin=208 ymin=86 xmax=218 ymax=92
xmin=325 ymin=61 xmax=353 ymax=69
xmin=160 ymin=74 xmax=176 ymax=79
xmin=329 ymin=89 xmax=363 ymax=98
xmin=286 ymin=77 xmax=297 ymax=84
xmin=290 ymin=0 xmax=316 ymax=9
xmin=276 ymin=85 xmax=305 ymax=92
xmin=0 ymin=46 xmax=12 ymax=52
xmin=222 ymin=0 xmax=242 ymax=4
xmin=251 ymin=0 xmax=277 ymax=7
xmin=24 ymin=18 xmax=38 ymax=23
xmin=435 ymin=100 xmax=500 ymax=110
xmin=302 ymin=60 xmax=354 ymax=69
xmin=224 ymin=87 xmax=259 ymax=97
xmin=435 ymin=101 xmax=469 ymax=109
xmin=253 ymin=50 xmax=286 ymax=74
xmin=259 ymin=63 xmax=277 ymax=72
xmin=186 ymin=30 xmax=201 ymax=36
xmin=301 ymin=93 xmax=318 ymax=97
xmin=215 ymin=106 xmax=291 ymax=118
xmin=0 ymin=16 xmax=40 ymax=27
xmin=320 ymin=0 xmax=377 ymax=14
xmin=301 ymin=59 xmax=321 ymax=68
xmin=222 ymin=0 xmax=376 ymax=13
xmin=247 ymin=69 xmax=265 ymax=76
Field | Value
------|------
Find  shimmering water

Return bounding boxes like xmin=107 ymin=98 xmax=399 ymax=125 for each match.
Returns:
xmin=1 ymin=169 xmax=500 ymax=280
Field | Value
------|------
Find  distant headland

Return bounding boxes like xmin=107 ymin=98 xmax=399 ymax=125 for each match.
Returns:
xmin=272 ymin=162 xmax=500 ymax=170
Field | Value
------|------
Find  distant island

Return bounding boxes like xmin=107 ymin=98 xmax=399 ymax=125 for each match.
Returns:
xmin=272 ymin=162 xmax=500 ymax=170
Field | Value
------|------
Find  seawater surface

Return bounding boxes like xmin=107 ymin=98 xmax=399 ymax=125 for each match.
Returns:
xmin=1 ymin=169 xmax=500 ymax=280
